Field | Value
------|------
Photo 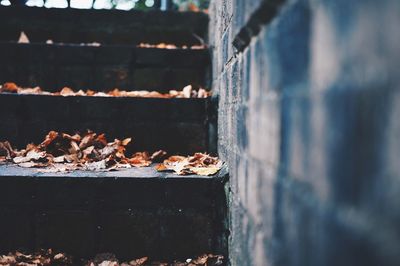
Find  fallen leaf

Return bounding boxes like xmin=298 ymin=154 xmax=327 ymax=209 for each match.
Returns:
xmin=0 ymin=255 xmax=16 ymax=264
xmin=59 ymin=87 xmax=75 ymax=96
xmin=0 ymin=82 xmax=18 ymax=93
xmin=0 ymin=141 xmax=14 ymax=159
xmin=13 ymin=149 xmax=46 ymax=164
xmin=18 ymin=162 xmax=39 ymax=168
xmin=182 ymin=85 xmax=192 ymax=98
xmin=190 ymin=166 xmax=221 ymax=176
xmin=129 ymin=256 xmax=148 ymax=266
xmin=128 ymin=152 xmax=151 ymax=167
xmin=99 ymin=260 xmax=119 ymax=266
xmin=85 ymin=160 xmax=107 ymax=171
xmin=18 ymin=31 xmax=30 ymax=43
xmin=53 ymin=155 xmax=65 ymax=163
xmin=155 ymin=163 xmax=168 ymax=171
xmin=156 ymin=153 xmax=222 ymax=176
xmin=40 ymin=131 xmax=59 ymax=147
xmin=122 ymin=138 xmax=132 ymax=146
xmin=79 ymin=132 xmax=96 ymax=149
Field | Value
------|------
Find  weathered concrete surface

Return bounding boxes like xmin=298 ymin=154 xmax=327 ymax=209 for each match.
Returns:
xmin=209 ymin=0 xmax=400 ymax=265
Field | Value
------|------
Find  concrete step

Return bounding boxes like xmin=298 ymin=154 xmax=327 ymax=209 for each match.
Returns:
xmin=0 ymin=93 xmax=215 ymax=154
xmin=0 ymin=164 xmax=228 ymax=262
xmin=0 ymin=43 xmax=210 ymax=92
xmin=0 ymin=6 xmax=208 ymax=46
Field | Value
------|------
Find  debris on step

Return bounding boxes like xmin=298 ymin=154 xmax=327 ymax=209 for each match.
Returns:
xmin=0 ymin=130 xmax=166 ymax=172
xmin=0 ymin=131 xmax=222 ymax=175
xmin=0 ymin=249 xmax=71 ymax=265
xmin=137 ymin=43 xmax=206 ymax=50
xmin=0 ymin=83 xmax=210 ymax=98
xmin=16 ymin=31 xmax=206 ymax=50
xmin=17 ymin=31 xmax=30 ymax=44
xmin=0 ymin=250 xmax=224 ymax=266
xmin=156 ymin=153 xmax=223 ymax=176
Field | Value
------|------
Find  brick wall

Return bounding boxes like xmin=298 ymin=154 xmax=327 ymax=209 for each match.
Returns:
xmin=209 ymin=0 xmax=400 ymax=265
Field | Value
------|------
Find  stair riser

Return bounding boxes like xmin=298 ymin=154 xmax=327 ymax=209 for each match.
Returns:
xmin=0 ymin=6 xmax=208 ymax=46
xmin=0 ymin=94 xmax=211 ymax=154
xmin=0 ymin=175 xmax=227 ymax=261
xmin=0 ymin=43 xmax=210 ymax=92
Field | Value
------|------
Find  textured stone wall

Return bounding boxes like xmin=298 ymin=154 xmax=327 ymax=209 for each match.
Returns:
xmin=209 ymin=0 xmax=400 ymax=265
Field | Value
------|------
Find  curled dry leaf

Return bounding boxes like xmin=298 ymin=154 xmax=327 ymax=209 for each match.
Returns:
xmin=128 ymin=152 xmax=152 ymax=167
xmin=0 ymin=141 xmax=14 ymax=161
xmin=0 ymin=82 xmax=211 ymax=99
xmin=150 ymin=150 xmax=167 ymax=162
xmin=156 ymin=153 xmax=223 ymax=176
xmin=128 ymin=257 xmax=148 ymax=266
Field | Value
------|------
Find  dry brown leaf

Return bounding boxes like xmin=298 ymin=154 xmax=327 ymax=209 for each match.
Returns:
xmin=62 ymin=133 xmax=82 ymax=142
xmin=0 ymin=254 xmax=16 ymax=264
xmin=95 ymin=134 xmax=108 ymax=146
xmin=98 ymin=260 xmax=119 ymax=266
xmin=150 ymin=150 xmax=167 ymax=162
xmin=128 ymin=152 xmax=152 ymax=167
xmin=79 ymin=132 xmax=96 ymax=149
xmin=137 ymin=43 xmax=206 ymax=50
xmin=40 ymin=131 xmax=59 ymax=147
xmin=18 ymin=161 xmax=39 ymax=168
xmin=157 ymin=153 xmax=222 ymax=176
xmin=18 ymin=31 xmax=30 ymax=43
xmin=0 ymin=82 xmax=18 ymax=93
xmin=59 ymin=87 xmax=75 ymax=96
xmin=129 ymin=256 xmax=148 ymax=266
xmin=0 ymin=141 xmax=14 ymax=159
xmin=13 ymin=149 xmax=46 ymax=164
xmin=155 ymin=163 xmax=168 ymax=171
xmin=85 ymin=160 xmax=107 ymax=171
xmin=190 ymin=166 xmax=221 ymax=176
xmin=69 ymin=141 xmax=80 ymax=154
xmin=122 ymin=138 xmax=132 ymax=146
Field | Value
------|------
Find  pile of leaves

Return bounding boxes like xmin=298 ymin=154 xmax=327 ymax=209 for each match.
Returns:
xmin=137 ymin=43 xmax=206 ymax=50
xmin=0 ymin=251 xmax=223 ymax=266
xmin=156 ymin=153 xmax=222 ymax=176
xmin=0 ymin=83 xmax=210 ymax=99
xmin=0 ymin=249 xmax=71 ymax=266
xmin=0 ymin=131 xmax=222 ymax=176
xmin=87 ymin=253 xmax=223 ymax=266
xmin=0 ymin=130 xmax=166 ymax=172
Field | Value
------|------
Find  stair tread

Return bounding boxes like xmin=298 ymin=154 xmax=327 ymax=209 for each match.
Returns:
xmin=0 ymin=163 xmax=226 ymax=180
